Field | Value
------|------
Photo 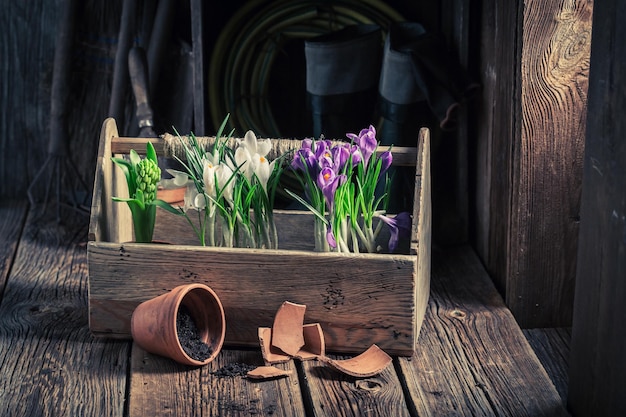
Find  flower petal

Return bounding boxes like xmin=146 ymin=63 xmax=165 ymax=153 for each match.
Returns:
xmin=243 ymin=130 xmax=258 ymax=153
xmin=256 ymin=138 xmax=272 ymax=157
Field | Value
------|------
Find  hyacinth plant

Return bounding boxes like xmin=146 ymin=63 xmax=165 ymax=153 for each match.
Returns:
xmin=288 ymin=125 xmax=412 ymax=253
xmin=159 ymin=115 xmax=284 ymax=248
xmin=111 ymin=142 xmax=170 ymax=243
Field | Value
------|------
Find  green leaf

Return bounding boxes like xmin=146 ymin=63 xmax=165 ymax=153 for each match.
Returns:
xmin=111 ymin=157 xmax=135 ymax=195
xmin=285 ymin=189 xmax=328 ymax=224
xmin=215 ymin=113 xmax=230 ymax=139
xmin=146 ymin=141 xmax=158 ymax=164
xmin=112 ymin=196 xmax=142 ymax=204
xmin=129 ymin=149 xmax=141 ymax=170
xmin=154 ymin=199 xmax=185 ymax=215
xmin=134 ymin=189 xmax=146 ymax=210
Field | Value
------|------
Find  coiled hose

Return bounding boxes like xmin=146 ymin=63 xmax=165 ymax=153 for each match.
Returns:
xmin=208 ymin=0 xmax=404 ymax=138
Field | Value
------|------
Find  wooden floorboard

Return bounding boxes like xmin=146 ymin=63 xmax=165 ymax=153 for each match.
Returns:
xmin=299 ymin=354 xmax=411 ymax=417
xmin=129 ymin=344 xmax=305 ymax=416
xmin=397 ymin=246 xmax=569 ymax=416
xmin=0 ymin=200 xmax=572 ymax=416
xmin=0 ymin=200 xmax=27 ymax=297
xmin=0 ymin=204 xmax=129 ymax=417
xmin=523 ymin=327 xmax=571 ymax=405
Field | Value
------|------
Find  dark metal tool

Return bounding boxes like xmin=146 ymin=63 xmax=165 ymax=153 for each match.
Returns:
xmin=128 ymin=46 xmax=156 ymax=137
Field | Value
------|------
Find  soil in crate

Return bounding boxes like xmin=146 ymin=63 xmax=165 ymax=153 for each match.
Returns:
xmin=176 ymin=306 xmax=213 ymax=361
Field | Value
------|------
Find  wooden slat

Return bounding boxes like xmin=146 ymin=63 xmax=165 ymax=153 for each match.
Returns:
xmin=88 ymin=241 xmax=418 ymax=355
xmin=506 ymin=0 xmax=591 ymax=328
xmin=475 ymin=0 xmax=592 ymax=328
xmin=109 ymin=135 xmax=420 ymax=167
xmin=0 ymin=206 xmax=129 ymax=417
xmin=397 ymin=245 xmax=569 ymax=416
xmin=0 ymin=200 xmax=27 ymax=295
xmin=523 ymin=327 xmax=570 ymax=403
xmin=568 ymin=0 xmax=626 ymax=413
xmin=129 ymin=344 xmax=304 ymax=416
xmin=474 ymin=0 xmax=519 ymax=297
xmin=299 ymin=355 xmax=411 ymax=417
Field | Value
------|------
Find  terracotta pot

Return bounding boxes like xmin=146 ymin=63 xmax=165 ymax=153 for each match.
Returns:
xmin=131 ymin=283 xmax=226 ymax=366
xmin=157 ymin=185 xmax=186 ymax=205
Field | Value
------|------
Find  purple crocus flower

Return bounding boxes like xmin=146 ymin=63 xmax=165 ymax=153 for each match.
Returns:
xmin=346 ymin=125 xmax=377 ymax=167
xmin=317 ymin=167 xmax=346 ymax=211
xmin=349 ymin=144 xmax=362 ymax=167
xmin=314 ymin=140 xmax=333 ymax=160
xmin=378 ymin=211 xmax=412 ymax=252
xmin=378 ymin=150 xmax=393 ymax=177
xmin=326 ymin=226 xmax=337 ymax=248
xmin=331 ymin=144 xmax=350 ymax=172
xmin=292 ymin=140 xmax=318 ymax=175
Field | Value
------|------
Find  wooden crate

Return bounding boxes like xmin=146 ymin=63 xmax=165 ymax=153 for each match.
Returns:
xmin=87 ymin=118 xmax=431 ymax=356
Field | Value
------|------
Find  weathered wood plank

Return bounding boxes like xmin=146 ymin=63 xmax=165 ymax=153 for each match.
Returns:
xmin=507 ymin=0 xmax=592 ymax=328
xmin=474 ymin=0 xmax=520 ymax=295
xmin=0 ymin=200 xmax=27 ymax=295
xmin=397 ymin=245 xmax=568 ymax=416
xmin=0 ymin=207 xmax=129 ymax=417
xmin=568 ymin=0 xmax=626 ymax=414
xmin=475 ymin=0 xmax=592 ymax=328
xmin=108 ymin=135 xmax=420 ymax=167
xmin=299 ymin=354 xmax=411 ymax=417
xmin=88 ymin=241 xmax=418 ymax=355
xmin=0 ymin=1 xmax=56 ymax=198
xmin=129 ymin=344 xmax=304 ymax=416
xmin=523 ymin=327 xmax=570 ymax=404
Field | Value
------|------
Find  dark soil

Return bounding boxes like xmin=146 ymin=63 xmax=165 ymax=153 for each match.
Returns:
xmin=176 ymin=306 xmax=213 ymax=361
xmin=211 ymin=362 xmax=257 ymax=378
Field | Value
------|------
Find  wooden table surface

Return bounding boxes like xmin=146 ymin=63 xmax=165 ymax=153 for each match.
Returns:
xmin=0 ymin=200 xmax=569 ymax=416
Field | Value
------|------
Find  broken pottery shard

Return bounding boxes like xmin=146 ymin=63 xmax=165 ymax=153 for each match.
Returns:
xmin=320 ymin=344 xmax=392 ymax=378
xmin=258 ymin=327 xmax=291 ymax=364
xmin=294 ymin=323 xmax=325 ymax=360
xmin=246 ymin=366 xmax=293 ymax=380
xmin=271 ymin=301 xmax=306 ymax=356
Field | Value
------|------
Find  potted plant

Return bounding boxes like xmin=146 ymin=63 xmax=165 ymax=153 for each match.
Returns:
xmin=111 ymin=141 xmax=171 ymax=243
xmin=87 ymin=116 xmax=431 ymax=355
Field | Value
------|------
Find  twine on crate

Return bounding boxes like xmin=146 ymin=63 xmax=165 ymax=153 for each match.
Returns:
xmin=161 ymin=133 xmax=346 ymax=162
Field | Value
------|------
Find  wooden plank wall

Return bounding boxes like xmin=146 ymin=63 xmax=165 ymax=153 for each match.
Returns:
xmin=0 ymin=0 xmax=120 ymax=199
xmin=568 ymin=0 xmax=626 ymax=414
xmin=474 ymin=0 xmax=593 ymax=328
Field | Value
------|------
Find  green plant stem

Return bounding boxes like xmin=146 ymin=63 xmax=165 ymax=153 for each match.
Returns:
xmin=129 ymin=204 xmax=156 ymax=243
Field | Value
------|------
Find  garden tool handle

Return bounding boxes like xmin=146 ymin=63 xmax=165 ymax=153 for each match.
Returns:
xmin=128 ymin=46 xmax=156 ymax=137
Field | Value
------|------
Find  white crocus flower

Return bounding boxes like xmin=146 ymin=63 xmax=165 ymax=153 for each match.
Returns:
xmin=215 ymin=163 xmax=235 ymax=205
xmin=165 ymin=168 xmax=189 ymax=187
xmin=202 ymin=157 xmax=219 ymax=198
xmin=184 ymin=186 xmax=202 ymax=210
xmin=235 ymin=130 xmax=275 ymax=191
xmin=202 ymin=156 xmax=235 ymax=205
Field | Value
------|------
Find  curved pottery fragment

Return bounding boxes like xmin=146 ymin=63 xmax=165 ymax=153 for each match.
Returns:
xmin=259 ymin=301 xmax=391 ymax=377
xmin=319 ymin=344 xmax=392 ymax=378
xmin=246 ymin=366 xmax=293 ymax=380
xmin=259 ymin=323 xmax=325 ymax=364
xmin=270 ymin=301 xmax=306 ymax=356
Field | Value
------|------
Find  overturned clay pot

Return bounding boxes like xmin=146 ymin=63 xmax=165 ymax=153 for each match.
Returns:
xmin=131 ymin=283 xmax=226 ymax=366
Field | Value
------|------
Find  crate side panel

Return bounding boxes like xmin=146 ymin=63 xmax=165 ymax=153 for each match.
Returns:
xmin=88 ymin=242 xmax=417 ymax=355
xmin=414 ymin=129 xmax=432 ymax=346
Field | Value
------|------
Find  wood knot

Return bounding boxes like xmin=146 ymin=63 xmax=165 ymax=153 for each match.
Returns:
xmin=449 ymin=309 xmax=466 ymax=319
xmin=355 ymin=379 xmax=383 ymax=392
